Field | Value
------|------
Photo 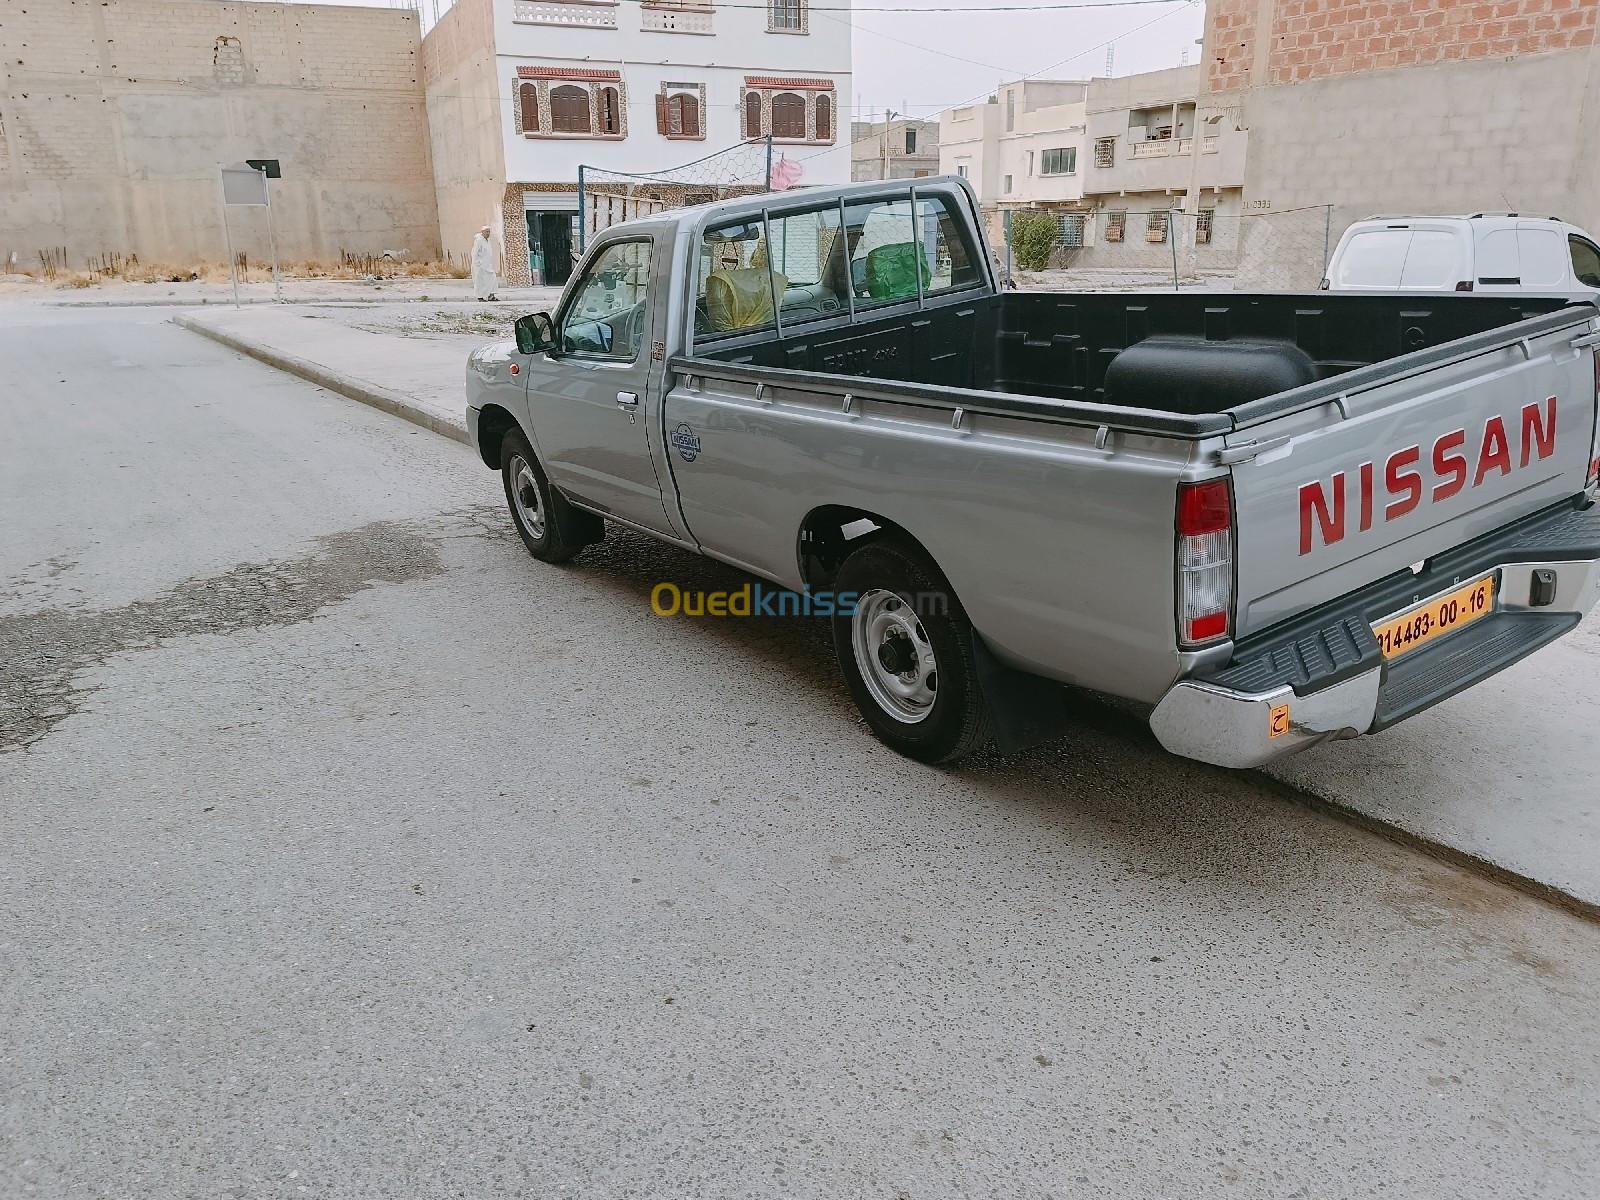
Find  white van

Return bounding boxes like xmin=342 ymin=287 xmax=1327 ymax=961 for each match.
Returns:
xmin=1323 ymin=213 xmax=1600 ymax=297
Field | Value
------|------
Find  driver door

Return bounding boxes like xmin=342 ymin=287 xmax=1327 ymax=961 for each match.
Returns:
xmin=525 ymin=235 xmax=674 ymax=533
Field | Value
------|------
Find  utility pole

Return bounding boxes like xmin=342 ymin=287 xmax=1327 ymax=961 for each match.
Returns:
xmin=1179 ymin=30 xmax=1214 ymax=281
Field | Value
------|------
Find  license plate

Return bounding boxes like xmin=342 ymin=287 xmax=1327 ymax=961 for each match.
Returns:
xmin=1372 ymin=574 xmax=1496 ymax=661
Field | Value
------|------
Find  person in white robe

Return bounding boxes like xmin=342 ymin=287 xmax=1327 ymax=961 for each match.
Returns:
xmin=471 ymin=225 xmax=499 ymax=301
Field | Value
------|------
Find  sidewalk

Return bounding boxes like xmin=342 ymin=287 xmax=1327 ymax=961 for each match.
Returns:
xmin=173 ymin=295 xmax=560 ymax=443
xmin=167 ymin=304 xmax=1600 ymax=913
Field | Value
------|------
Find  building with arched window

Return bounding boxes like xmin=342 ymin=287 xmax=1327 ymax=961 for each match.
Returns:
xmin=422 ymin=0 xmax=852 ymax=287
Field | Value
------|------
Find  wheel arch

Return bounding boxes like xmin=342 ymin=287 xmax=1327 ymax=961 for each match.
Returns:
xmin=795 ymin=504 xmax=938 ymax=590
xmin=474 ymin=404 xmax=520 ymax=470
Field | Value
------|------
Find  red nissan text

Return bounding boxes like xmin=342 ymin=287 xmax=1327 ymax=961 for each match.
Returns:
xmin=1298 ymin=397 xmax=1558 ymax=556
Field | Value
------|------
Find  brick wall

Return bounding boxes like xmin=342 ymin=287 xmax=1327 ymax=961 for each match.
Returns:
xmin=0 ymin=0 xmax=440 ymax=266
xmin=1207 ymin=0 xmax=1263 ymax=91
xmin=1208 ymin=0 xmax=1599 ymax=91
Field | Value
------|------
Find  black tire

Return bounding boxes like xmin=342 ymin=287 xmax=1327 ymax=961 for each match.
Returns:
xmin=831 ymin=535 xmax=991 ymax=764
xmin=500 ymin=428 xmax=583 ymax=563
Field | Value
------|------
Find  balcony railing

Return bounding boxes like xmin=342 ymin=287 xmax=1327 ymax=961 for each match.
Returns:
xmin=1202 ymin=134 xmax=1219 ymax=154
xmin=1130 ymin=139 xmax=1170 ymax=159
xmin=512 ymin=0 xmax=618 ymax=28
xmin=641 ymin=3 xmax=713 ymax=33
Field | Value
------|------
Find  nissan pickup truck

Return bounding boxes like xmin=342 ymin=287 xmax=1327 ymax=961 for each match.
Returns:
xmin=465 ymin=177 xmax=1600 ymax=767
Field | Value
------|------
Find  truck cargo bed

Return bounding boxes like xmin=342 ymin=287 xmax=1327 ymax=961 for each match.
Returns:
xmin=699 ymin=290 xmax=1581 ymax=422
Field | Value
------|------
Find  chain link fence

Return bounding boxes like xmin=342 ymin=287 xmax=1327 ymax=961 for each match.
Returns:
xmin=579 ymin=138 xmax=774 ymax=253
xmin=1006 ymin=206 xmax=1337 ymax=290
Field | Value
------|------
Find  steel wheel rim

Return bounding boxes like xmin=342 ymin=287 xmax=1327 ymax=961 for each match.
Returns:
xmin=509 ymin=455 xmax=546 ymax=540
xmin=852 ymin=588 xmax=938 ymax=724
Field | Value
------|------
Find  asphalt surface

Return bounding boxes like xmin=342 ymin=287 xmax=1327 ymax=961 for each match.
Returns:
xmin=4 ymin=306 xmax=1600 ymax=1198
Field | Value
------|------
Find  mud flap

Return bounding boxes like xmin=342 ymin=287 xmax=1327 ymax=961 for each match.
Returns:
xmin=972 ymin=635 xmax=1071 ymax=754
xmin=550 ymin=484 xmax=607 ymax=547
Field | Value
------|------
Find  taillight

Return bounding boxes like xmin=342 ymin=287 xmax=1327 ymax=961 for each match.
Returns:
xmin=1454 ymin=280 xmax=1475 ymax=292
xmin=1177 ymin=478 xmax=1234 ymax=647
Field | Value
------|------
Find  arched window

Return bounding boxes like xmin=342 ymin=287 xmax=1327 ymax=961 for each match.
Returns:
xmin=551 ymin=85 xmax=590 ymax=134
xmin=771 ymin=92 xmax=805 ymax=140
xmin=598 ymin=86 xmax=620 ymax=135
xmin=744 ymin=91 xmax=763 ymax=140
xmin=519 ymin=82 xmax=539 ymax=134
xmin=814 ymin=93 xmax=831 ymax=142
xmin=667 ymin=92 xmax=699 ymax=138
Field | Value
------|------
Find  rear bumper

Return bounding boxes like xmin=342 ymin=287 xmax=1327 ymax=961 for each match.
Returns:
xmin=1150 ymin=501 xmax=1600 ymax=768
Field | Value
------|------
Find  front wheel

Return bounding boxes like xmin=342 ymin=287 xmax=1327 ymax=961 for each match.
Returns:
xmin=831 ymin=537 xmax=991 ymax=764
xmin=500 ymin=429 xmax=582 ymax=563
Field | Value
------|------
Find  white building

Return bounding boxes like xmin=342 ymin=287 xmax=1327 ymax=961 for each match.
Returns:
xmin=939 ymin=67 xmax=1248 ymax=272
xmin=1080 ymin=65 xmax=1247 ymax=270
xmin=850 ymin=116 xmax=940 ymax=181
xmin=938 ymin=80 xmax=1089 ymax=248
xmin=423 ymin=0 xmax=852 ymax=286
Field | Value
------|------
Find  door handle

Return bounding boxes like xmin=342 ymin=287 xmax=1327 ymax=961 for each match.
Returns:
xmin=616 ymin=391 xmax=639 ymax=409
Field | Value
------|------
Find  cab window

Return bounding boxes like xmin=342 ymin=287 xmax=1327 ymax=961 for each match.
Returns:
xmin=844 ymin=197 xmax=919 ymax=307
xmin=914 ymin=192 xmax=982 ymax=294
xmin=694 ymin=219 xmax=775 ymax=339
xmin=1571 ymin=236 xmax=1600 ymax=289
xmin=560 ymin=239 xmax=653 ymax=359
xmin=766 ymin=206 xmax=849 ymax=325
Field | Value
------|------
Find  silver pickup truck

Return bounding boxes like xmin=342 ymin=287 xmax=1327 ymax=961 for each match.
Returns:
xmin=466 ymin=178 xmax=1600 ymax=767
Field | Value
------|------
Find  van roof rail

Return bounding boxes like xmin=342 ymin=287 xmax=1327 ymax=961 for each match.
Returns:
xmin=1466 ymin=211 xmax=1564 ymax=221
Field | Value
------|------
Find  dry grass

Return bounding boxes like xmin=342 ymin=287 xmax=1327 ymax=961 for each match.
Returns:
xmin=11 ymin=256 xmax=468 ymax=286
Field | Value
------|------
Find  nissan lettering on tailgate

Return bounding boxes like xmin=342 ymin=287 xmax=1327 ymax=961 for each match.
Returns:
xmin=1299 ymin=397 xmax=1558 ymax=555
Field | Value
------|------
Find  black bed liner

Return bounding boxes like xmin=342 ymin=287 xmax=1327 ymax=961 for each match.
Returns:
xmin=683 ymin=290 xmax=1591 ymax=441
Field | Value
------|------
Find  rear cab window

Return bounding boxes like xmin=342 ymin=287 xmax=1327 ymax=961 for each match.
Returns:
xmin=691 ymin=184 xmax=986 ymax=348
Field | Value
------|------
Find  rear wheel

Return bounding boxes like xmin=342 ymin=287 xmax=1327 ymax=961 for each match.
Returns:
xmin=832 ymin=536 xmax=990 ymax=763
xmin=500 ymin=429 xmax=582 ymax=563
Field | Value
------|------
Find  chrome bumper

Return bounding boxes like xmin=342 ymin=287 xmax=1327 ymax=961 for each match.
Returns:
xmin=1150 ymin=553 xmax=1600 ymax=769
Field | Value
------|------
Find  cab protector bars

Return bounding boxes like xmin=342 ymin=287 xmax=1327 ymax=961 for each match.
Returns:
xmin=668 ymin=356 xmax=1234 ymax=439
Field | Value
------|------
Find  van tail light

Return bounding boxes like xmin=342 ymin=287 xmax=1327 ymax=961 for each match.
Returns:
xmin=1317 ymin=278 xmax=1330 ymax=291
xmin=1177 ymin=478 xmax=1234 ymax=647
xmin=1455 ymin=280 xmax=1475 ymax=292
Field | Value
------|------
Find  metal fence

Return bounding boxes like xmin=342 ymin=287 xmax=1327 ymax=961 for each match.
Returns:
xmin=1005 ymin=205 xmax=1337 ymax=290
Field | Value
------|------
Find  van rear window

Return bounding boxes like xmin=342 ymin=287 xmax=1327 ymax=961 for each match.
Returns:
xmin=1335 ymin=228 xmax=1466 ymax=289
xmin=1397 ymin=231 xmax=1463 ymax=287
xmin=1334 ymin=230 xmax=1408 ymax=287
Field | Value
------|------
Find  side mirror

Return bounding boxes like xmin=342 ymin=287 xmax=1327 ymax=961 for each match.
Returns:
xmin=515 ymin=311 xmax=558 ymax=356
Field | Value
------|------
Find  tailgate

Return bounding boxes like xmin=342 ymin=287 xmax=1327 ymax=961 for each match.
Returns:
xmin=1227 ymin=307 xmax=1600 ymax=636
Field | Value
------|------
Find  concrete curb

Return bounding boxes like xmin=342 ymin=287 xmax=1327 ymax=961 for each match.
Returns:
xmin=172 ymin=312 xmax=469 ymax=445
xmin=1065 ymin=693 xmax=1600 ymax=924
xmin=53 ymin=296 xmax=544 ymax=310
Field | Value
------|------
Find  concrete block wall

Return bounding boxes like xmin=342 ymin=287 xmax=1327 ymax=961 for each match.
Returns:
xmin=1201 ymin=0 xmax=1600 ymax=290
xmin=420 ymin=0 xmax=507 ymax=277
xmin=1233 ymin=46 xmax=1600 ymax=288
xmin=0 ymin=0 xmax=440 ymax=269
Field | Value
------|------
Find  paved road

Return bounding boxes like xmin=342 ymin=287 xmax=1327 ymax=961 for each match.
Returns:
xmin=4 ymin=307 xmax=1600 ymax=1198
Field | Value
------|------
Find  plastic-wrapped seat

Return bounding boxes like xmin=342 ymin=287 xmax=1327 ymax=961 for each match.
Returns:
xmin=705 ymin=268 xmax=787 ymax=332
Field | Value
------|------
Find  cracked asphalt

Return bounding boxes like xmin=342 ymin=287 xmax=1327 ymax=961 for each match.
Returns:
xmin=3 ymin=306 xmax=1600 ymax=1198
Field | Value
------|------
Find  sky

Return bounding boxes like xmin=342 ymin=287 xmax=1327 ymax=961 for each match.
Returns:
xmin=301 ymin=0 xmax=1208 ymax=121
